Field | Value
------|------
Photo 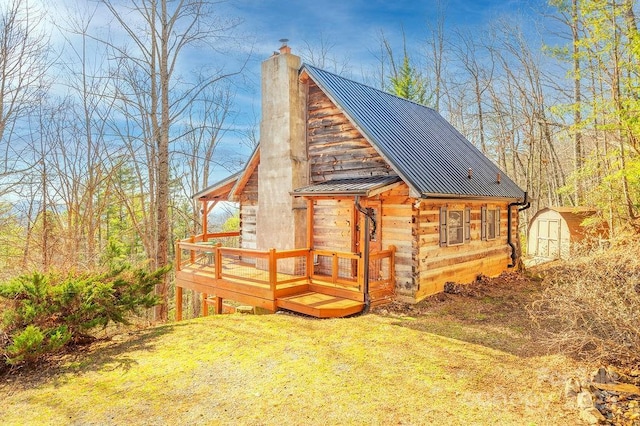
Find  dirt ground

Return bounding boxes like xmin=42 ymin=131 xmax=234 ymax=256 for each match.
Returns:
xmin=373 ymin=267 xmax=640 ymax=426
xmin=373 ymin=270 xmax=551 ymax=358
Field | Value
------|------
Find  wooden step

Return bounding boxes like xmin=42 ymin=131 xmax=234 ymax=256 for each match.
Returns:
xmin=277 ymin=292 xmax=364 ymax=318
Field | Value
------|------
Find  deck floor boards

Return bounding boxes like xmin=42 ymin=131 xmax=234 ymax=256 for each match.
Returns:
xmin=176 ymin=257 xmax=390 ymax=318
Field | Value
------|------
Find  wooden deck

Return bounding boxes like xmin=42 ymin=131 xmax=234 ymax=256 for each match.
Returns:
xmin=174 ymin=234 xmax=395 ymax=319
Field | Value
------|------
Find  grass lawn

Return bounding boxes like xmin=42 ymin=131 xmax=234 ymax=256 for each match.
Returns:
xmin=0 ymin=274 xmax=586 ymax=425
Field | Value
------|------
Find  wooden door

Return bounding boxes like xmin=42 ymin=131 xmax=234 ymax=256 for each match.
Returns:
xmin=537 ymin=219 xmax=560 ymax=258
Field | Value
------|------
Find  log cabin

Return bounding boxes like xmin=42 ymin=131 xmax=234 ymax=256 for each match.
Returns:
xmin=174 ymin=44 xmax=528 ymax=319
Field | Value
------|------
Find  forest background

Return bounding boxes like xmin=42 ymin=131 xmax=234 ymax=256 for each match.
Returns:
xmin=0 ymin=0 xmax=638 ymax=321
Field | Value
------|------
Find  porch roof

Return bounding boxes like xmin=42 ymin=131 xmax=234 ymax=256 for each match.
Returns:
xmin=193 ymin=172 xmax=240 ymax=201
xmin=292 ymin=176 xmax=402 ymax=197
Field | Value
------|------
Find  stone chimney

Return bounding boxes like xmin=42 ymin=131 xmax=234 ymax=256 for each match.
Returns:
xmin=256 ymin=45 xmax=308 ymax=252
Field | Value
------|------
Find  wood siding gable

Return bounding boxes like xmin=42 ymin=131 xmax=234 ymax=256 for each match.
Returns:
xmin=307 ymin=80 xmax=396 ymax=183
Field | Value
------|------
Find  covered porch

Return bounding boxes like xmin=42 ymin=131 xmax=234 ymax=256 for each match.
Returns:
xmin=174 ymin=171 xmax=398 ymax=319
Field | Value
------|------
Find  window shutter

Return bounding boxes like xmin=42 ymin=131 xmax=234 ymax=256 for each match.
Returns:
xmin=439 ymin=207 xmax=447 ymax=247
xmin=464 ymin=208 xmax=471 ymax=242
xmin=496 ymin=207 xmax=501 ymax=237
xmin=481 ymin=206 xmax=487 ymax=241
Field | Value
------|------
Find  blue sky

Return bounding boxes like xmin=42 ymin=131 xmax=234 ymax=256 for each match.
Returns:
xmin=228 ymin=0 xmax=546 ymax=65
xmin=212 ymin=0 xmax=549 ymax=177
xmin=27 ymin=0 xmax=550 ymax=185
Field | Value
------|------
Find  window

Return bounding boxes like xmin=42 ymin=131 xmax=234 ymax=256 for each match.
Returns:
xmin=440 ymin=207 xmax=471 ymax=247
xmin=481 ymin=206 xmax=500 ymax=240
xmin=448 ymin=210 xmax=464 ymax=245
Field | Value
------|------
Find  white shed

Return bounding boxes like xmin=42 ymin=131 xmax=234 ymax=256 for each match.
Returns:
xmin=527 ymin=207 xmax=606 ymax=260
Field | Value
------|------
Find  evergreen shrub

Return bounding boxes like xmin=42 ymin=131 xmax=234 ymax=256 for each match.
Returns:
xmin=0 ymin=265 xmax=169 ymax=367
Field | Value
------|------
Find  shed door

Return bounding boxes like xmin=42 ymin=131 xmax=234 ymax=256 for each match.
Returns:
xmin=537 ymin=219 xmax=560 ymax=258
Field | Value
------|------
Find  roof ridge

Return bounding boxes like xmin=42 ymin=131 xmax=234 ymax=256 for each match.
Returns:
xmin=300 ymin=63 xmax=436 ymax=112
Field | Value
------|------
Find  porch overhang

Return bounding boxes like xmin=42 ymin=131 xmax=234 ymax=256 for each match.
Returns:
xmin=291 ymin=176 xmax=402 ymax=198
xmin=192 ymin=172 xmax=240 ymax=202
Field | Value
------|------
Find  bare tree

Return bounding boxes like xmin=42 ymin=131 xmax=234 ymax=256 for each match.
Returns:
xmin=47 ymin=3 xmax=120 ymax=268
xmin=300 ymin=33 xmax=351 ymax=75
xmin=100 ymin=0 xmax=244 ymax=320
xmin=424 ymin=0 xmax=448 ymax=112
xmin=451 ymin=29 xmax=495 ymax=154
xmin=0 ymin=0 xmax=50 ymax=195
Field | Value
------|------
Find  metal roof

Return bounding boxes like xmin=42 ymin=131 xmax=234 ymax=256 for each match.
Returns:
xmin=292 ymin=176 xmax=402 ymax=197
xmin=301 ymin=65 xmax=525 ymax=200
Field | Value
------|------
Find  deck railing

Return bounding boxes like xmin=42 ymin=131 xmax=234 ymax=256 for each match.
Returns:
xmin=175 ymin=232 xmax=395 ymax=314
xmin=369 ymin=246 xmax=396 ymax=301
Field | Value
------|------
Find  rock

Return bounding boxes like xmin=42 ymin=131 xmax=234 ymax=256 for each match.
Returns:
xmin=236 ymin=305 xmax=254 ymax=314
xmin=565 ymin=377 xmax=582 ymax=398
xmin=580 ymin=407 xmax=606 ymax=424
xmin=577 ymin=390 xmax=595 ymax=409
xmin=593 ymin=366 xmax=618 ymax=384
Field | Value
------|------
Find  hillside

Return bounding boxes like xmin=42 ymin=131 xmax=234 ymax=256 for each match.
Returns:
xmin=1 ymin=276 xmax=586 ymax=425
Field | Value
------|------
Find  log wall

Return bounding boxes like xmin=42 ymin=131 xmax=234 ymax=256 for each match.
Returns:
xmin=415 ymin=199 xmax=517 ymax=301
xmin=307 ymin=81 xmax=395 ymax=182
xmin=239 ymin=168 xmax=259 ymax=250
xmin=377 ymin=183 xmax=416 ymax=299
xmin=312 ymin=198 xmax=353 ymax=252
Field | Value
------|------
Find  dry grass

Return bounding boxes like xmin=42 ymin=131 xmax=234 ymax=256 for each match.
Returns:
xmin=0 ymin=276 xmax=587 ymax=426
xmin=528 ymin=240 xmax=640 ymax=366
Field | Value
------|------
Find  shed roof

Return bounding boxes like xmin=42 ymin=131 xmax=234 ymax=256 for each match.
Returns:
xmin=528 ymin=206 xmax=606 ymax=239
xmin=529 ymin=206 xmax=599 ymax=224
xmin=301 ymin=65 xmax=525 ymax=200
xmin=544 ymin=206 xmax=596 ymax=215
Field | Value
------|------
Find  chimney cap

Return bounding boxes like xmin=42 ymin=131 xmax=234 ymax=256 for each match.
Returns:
xmin=279 ymin=38 xmax=291 ymax=54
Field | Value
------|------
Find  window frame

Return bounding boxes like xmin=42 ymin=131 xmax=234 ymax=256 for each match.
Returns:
xmin=440 ymin=207 xmax=471 ymax=247
xmin=481 ymin=206 xmax=501 ymax=241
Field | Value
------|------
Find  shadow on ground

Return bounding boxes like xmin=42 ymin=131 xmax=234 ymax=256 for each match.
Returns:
xmin=0 ymin=321 xmax=190 ymax=392
xmin=373 ymin=271 xmax=558 ymax=358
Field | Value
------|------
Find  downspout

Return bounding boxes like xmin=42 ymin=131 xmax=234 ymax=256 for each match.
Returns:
xmin=355 ymin=196 xmax=375 ymax=313
xmin=507 ymin=191 xmax=531 ymax=268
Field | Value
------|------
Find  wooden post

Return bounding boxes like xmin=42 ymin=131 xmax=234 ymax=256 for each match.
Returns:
xmin=268 ymin=248 xmax=277 ymax=294
xmin=175 ymin=242 xmax=182 ymax=271
xmin=215 ymin=243 xmax=222 ymax=279
xmin=306 ymin=249 xmax=313 ymax=279
xmin=202 ymin=293 xmax=208 ymax=316
xmin=202 ymin=200 xmax=208 ymax=241
xmin=331 ymin=252 xmax=338 ymax=283
xmin=357 ymin=252 xmax=364 ymax=290
xmin=190 ymin=235 xmax=196 ymax=264
xmin=175 ymin=286 xmax=183 ymax=321
xmin=350 ymin=201 xmax=359 ymax=279
xmin=306 ymin=199 xmax=314 ymax=248
xmin=214 ymin=296 xmax=223 ymax=314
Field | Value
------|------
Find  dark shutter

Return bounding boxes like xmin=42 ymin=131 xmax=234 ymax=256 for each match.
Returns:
xmin=481 ymin=206 xmax=487 ymax=241
xmin=439 ymin=207 xmax=447 ymax=247
xmin=464 ymin=208 xmax=471 ymax=242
